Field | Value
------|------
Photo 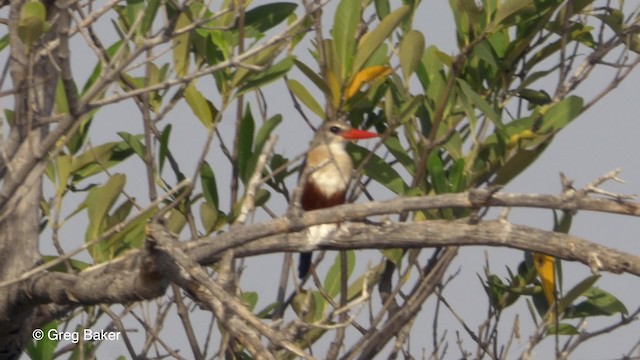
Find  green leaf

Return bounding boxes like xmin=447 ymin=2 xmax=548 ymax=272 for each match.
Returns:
xmin=231 ymin=43 xmax=286 ymax=88
xmin=384 ymin=135 xmax=415 ymax=175
xmin=184 ymin=84 xmax=218 ymax=129
xmin=399 ymin=30 xmax=425 ymax=82
xmin=241 ymin=291 xmax=259 ymax=311
xmin=255 ymin=301 xmax=280 ymax=319
xmin=518 ymin=89 xmax=551 ymax=106
xmin=547 ymin=323 xmax=578 ymax=335
xmin=291 ymin=290 xmax=317 ymax=323
xmin=333 ymin=0 xmax=360 ymax=80
xmin=117 ymin=132 xmax=146 ymax=160
xmin=374 ymin=0 xmax=391 ymax=19
xmin=254 ymin=188 xmax=271 ymax=207
xmin=238 ymin=106 xmax=255 ymax=183
xmin=237 ymin=56 xmax=294 ymax=96
xmin=0 ymin=34 xmax=9 ymax=53
xmin=83 ymin=41 xmax=125 ymax=95
xmin=163 ymin=209 xmax=185 ymax=234
xmin=173 ymin=12 xmax=190 ymax=77
xmin=70 ymin=141 xmax=135 ymax=183
xmin=427 ymin=152 xmax=447 ymax=194
xmin=491 ymin=0 xmax=535 ymax=28
xmin=381 ymin=248 xmax=403 ymax=266
xmin=294 ymin=59 xmax=331 ymax=96
xmin=493 ymin=146 xmax=547 ymax=186
xmin=85 ymin=174 xmax=126 ymax=262
xmin=557 ymin=274 xmax=601 ymax=315
xmin=239 ymin=2 xmax=297 ymax=36
xmin=106 ymin=199 xmax=134 ymax=229
xmin=103 ymin=206 xmax=156 ymax=257
xmin=539 ymin=96 xmax=584 ymax=133
xmin=254 ymin=115 xmax=282 ymax=155
xmin=565 ymin=287 xmax=628 ymax=318
xmin=349 ymin=144 xmax=408 ymax=195
xmin=352 ymin=5 xmax=410 ymax=74
xmin=126 ymin=0 xmax=144 ymax=34
xmin=347 ymin=263 xmax=384 ymax=301
xmin=26 ymin=320 xmax=58 ymax=360
xmin=56 ymin=155 xmax=72 ymax=197
xmin=200 ymin=161 xmax=218 ymax=208
xmin=457 ymin=78 xmax=503 ymax=129
xmin=141 ymin=0 xmax=160 ymax=34
xmin=287 ymin=79 xmax=325 ymax=118
xmin=158 ymin=124 xmax=171 ymax=173
xmin=18 ymin=0 xmax=47 ymax=49
xmin=42 ymin=256 xmax=91 ymax=272
xmin=200 ymin=202 xmax=219 ymax=235
xmin=324 ymin=251 xmax=355 ymax=299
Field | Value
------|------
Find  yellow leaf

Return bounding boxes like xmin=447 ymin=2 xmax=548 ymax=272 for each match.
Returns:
xmin=345 ymin=65 xmax=392 ymax=100
xmin=507 ymin=129 xmax=537 ymax=148
xmin=533 ymin=252 xmax=556 ymax=310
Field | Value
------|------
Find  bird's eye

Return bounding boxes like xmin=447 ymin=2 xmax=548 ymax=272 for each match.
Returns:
xmin=329 ymin=126 xmax=341 ymax=134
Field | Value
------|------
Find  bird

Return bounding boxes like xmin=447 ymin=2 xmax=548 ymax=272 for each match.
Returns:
xmin=297 ymin=120 xmax=378 ymax=279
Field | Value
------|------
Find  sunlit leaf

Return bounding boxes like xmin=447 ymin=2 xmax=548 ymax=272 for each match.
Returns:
xmin=18 ymin=0 xmax=47 ymax=49
xmin=287 ymin=79 xmax=325 ymax=118
xmin=70 ymin=141 xmax=135 ymax=183
xmin=241 ymin=291 xmax=259 ymax=311
xmin=565 ymin=287 xmax=629 ymax=318
xmin=374 ymin=0 xmax=390 ymax=19
xmin=381 ymin=248 xmax=403 ymax=266
xmin=173 ymin=12 xmax=190 ymax=77
xmin=85 ymin=174 xmax=126 ymax=262
xmin=56 ymin=155 xmax=72 ymax=198
xmin=400 ymin=30 xmax=425 ymax=82
xmin=333 ymin=0 xmax=360 ymax=79
xmin=200 ymin=201 xmax=219 ymax=235
xmin=491 ymin=0 xmax=535 ymax=28
xmin=184 ymin=84 xmax=218 ymax=129
xmin=117 ymin=132 xmax=146 ymax=160
xmin=237 ymin=56 xmax=294 ymax=96
xmin=352 ymin=5 xmax=410 ymax=74
xmin=557 ymin=274 xmax=601 ymax=315
xmin=539 ymin=96 xmax=584 ymax=133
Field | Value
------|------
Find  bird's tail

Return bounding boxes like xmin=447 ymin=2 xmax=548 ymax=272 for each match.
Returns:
xmin=298 ymin=252 xmax=312 ymax=279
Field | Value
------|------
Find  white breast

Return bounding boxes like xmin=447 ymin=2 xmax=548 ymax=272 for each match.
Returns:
xmin=308 ymin=143 xmax=353 ymax=197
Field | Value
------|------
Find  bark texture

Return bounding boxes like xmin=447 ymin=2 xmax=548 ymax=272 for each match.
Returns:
xmin=0 ymin=0 xmax=60 ymax=357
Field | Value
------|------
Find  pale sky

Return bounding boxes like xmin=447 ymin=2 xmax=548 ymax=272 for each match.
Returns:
xmin=11 ymin=0 xmax=640 ymax=358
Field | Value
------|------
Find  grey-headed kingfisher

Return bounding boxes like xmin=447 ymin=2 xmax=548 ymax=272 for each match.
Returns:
xmin=298 ymin=120 xmax=378 ymax=278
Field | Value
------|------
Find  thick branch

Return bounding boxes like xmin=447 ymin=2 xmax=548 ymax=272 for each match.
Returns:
xmin=191 ymin=220 xmax=640 ymax=277
xmin=13 ymin=190 xmax=640 ymax=313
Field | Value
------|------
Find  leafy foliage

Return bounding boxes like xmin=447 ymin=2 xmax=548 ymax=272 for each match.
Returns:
xmin=6 ymin=0 xmax=638 ymax=358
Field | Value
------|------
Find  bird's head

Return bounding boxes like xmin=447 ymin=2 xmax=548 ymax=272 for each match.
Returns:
xmin=311 ymin=120 xmax=378 ymax=148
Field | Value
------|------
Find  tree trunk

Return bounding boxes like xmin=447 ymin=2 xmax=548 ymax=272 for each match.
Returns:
xmin=0 ymin=0 xmax=59 ymax=357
